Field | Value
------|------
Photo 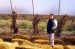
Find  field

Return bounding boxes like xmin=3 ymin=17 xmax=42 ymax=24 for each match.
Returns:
xmin=0 ymin=33 xmax=75 ymax=49
xmin=0 ymin=19 xmax=75 ymax=34
xmin=0 ymin=15 xmax=75 ymax=49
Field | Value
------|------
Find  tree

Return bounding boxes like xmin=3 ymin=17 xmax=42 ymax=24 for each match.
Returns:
xmin=56 ymin=15 xmax=67 ymax=37
xmin=32 ymin=15 xmax=40 ymax=34
xmin=56 ymin=15 xmax=75 ymax=37
xmin=11 ymin=11 xmax=18 ymax=34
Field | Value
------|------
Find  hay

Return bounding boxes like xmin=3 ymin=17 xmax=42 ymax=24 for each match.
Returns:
xmin=62 ymin=36 xmax=75 ymax=45
xmin=16 ymin=45 xmax=42 ymax=49
xmin=64 ymin=45 xmax=75 ymax=49
xmin=11 ymin=42 xmax=19 ymax=47
xmin=54 ymin=39 xmax=65 ymax=45
xmin=0 ymin=33 xmax=13 ymax=41
xmin=12 ymin=38 xmax=25 ymax=45
xmin=41 ymin=44 xmax=52 ymax=49
xmin=0 ymin=42 xmax=19 ymax=49
xmin=0 ymin=44 xmax=9 ymax=49
xmin=53 ymin=45 xmax=64 ymax=49
xmin=31 ymin=35 xmax=48 ymax=40
xmin=13 ymin=34 xmax=30 ymax=40
xmin=22 ymin=40 xmax=34 ymax=46
xmin=12 ymin=38 xmax=33 ymax=45
xmin=34 ymin=43 xmax=43 ymax=48
xmin=34 ymin=39 xmax=49 ymax=44
xmin=0 ymin=38 xmax=3 ymax=42
xmin=34 ymin=38 xmax=65 ymax=45
xmin=33 ymin=44 xmax=52 ymax=49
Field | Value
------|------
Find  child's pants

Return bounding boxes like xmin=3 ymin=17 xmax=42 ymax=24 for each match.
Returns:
xmin=49 ymin=33 xmax=54 ymax=46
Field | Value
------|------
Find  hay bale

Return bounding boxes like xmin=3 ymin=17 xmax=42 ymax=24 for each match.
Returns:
xmin=64 ymin=45 xmax=75 ymax=49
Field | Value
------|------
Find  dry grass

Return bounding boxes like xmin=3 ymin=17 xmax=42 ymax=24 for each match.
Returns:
xmin=30 ymin=35 xmax=48 ymax=41
xmin=12 ymin=38 xmax=34 ymax=45
xmin=0 ymin=33 xmax=75 ymax=49
xmin=64 ymin=45 xmax=75 ymax=49
xmin=0 ymin=38 xmax=3 ymax=42
xmin=53 ymin=45 xmax=64 ymax=49
xmin=0 ymin=39 xmax=74 ymax=49
xmin=16 ymin=42 xmax=43 ymax=49
xmin=16 ymin=45 xmax=42 ymax=49
xmin=16 ymin=42 xmax=52 ymax=49
xmin=13 ymin=34 xmax=30 ymax=40
xmin=54 ymin=39 xmax=65 ymax=45
xmin=0 ymin=42 xmax=19 ymax=49
xmin=22 ymin=40 xmax=34 ymax=46
xmin=34 ymin=39 xmax=49 ymax=44
xmin=40 ymin=44 xmax=52 ymax=49
xmin=0 ymin=33 xmax=13 ymax=41
xmin=62 ymin=36 xmax=75 ymax=45
xmin=34 ymin=39 xmax=65 ymax=45
xmin=12 ymin=38 xmax=25 ymax=45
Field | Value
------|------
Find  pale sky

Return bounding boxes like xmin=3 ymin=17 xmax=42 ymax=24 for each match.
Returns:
xmin=0 ymin=0 xmax=75 ymax=16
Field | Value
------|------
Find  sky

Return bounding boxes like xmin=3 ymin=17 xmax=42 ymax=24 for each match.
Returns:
xmin=0 ymin=0 xmax=75 ymax=16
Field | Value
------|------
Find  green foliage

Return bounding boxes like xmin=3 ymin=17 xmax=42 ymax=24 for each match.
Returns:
xmin=18 ymin=22 xmax=28 ymax=29
xmin=38 ymin=22 xmax=47 ymax=30
xmin=66 ymin=21 xmax=75 ymax=31
xmin=17 ymin=20 xmax=33 ymax=29
xmin=67 ymin=24 xmax=75 ymax=31
xmin=63 ymin=20 xmax=72 ymax=31
xmin=17 ymin=20 xmax=47 ymax=30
